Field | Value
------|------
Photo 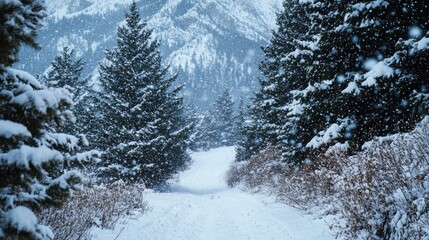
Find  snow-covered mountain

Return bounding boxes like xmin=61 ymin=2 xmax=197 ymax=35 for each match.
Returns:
xmin=19 ymin=0 xmax=282 ymax=107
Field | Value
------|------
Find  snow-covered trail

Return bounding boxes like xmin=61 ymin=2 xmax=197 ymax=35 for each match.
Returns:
xmin=92 ymin=147 xmax=336 ymax=240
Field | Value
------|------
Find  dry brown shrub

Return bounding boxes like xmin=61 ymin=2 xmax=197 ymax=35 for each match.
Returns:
xmin=332 ymin=124 xmax=429 ymax=239
xmin=226 ymin=145 xmax=284 ymax=191
xmin=276 ymin=154 xmax=340 ymax=212
xmin=34 ymin=181 xmax=147 ymax=240
xmin=227 ymin=119 xmax=429 ymax=239
xmin=227 ymin=145 xmax=340 ymax=212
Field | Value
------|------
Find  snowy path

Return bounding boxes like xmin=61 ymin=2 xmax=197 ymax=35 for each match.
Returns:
xmin=92 ymin=147 xmax=336 ymax=240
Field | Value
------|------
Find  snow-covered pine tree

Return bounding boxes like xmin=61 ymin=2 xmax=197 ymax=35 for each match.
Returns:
xmin=234 ymin=99 xmax=246 ymax=143
xmin=259 ymin=0 xmax=318 ymax=164
xmin=0 ymin=0 xmax=45 ymax=66
xmin=98 ymin=1 xmax=190 ymax=187
xmin=235 ymin=90 xmax=271 ymax=162
xmin=0 ymin=0 xmax=98 ymax=238
xmin=183 ymin=104 xmax=203 ymax=151
xmin=238 ymin=0 xmax=317 ymax=163
xmin=43 ymin=47 xmax=104 ymax=153
xmin=44 ymin=47 xmax=86 ymax=134
xmin=298 ymin=0 xmax=429 ymax=159
xmin=44 ymin=46 xmax=84 ymax=91
xmin=210 ymin=89 xmax=235 ymax=147
xmin=189 ymin=111 xmax=215 ymax=150
xmin=234 ymin=99 xmax=252 ymax=162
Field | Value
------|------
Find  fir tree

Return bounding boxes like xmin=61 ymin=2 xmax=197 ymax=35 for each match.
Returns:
xmin=298 ymin=0 xmax=429 ymax=159
xmin=235 ymin=91 xmax=271 ymax=162
xmin=0 ymin=1 xmax=98 ymax=238
xmin=98 ymin=2 xmax=190 ymax=187
xmin=44 ymin=46 xmax=85 ymax=91
xmin=183 ymin=104 xmax=203 ymax=151
xmin=0 ymin=0 xmax=46 ymax=66
xmin=44 ymin=47 xmax=86 ymax=134
xmin=260 ymin=0 xmax=316 ymax=163
xmin=247 ymin=0 xmax=429 ymax=164
xmin=240 ymin=0 xmax=316 ymax=163
xmin=190 ymin=111 xmax=214 ymax=151
xmin=234 ymin=99 xmax=252 ymax=162
xmin=211 ymin=89 xmax=235 ymax=147
xmin=192 ymin=89 xmax=236 ymax=150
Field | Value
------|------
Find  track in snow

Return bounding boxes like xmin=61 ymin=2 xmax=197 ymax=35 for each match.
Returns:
xmin=92 ymin=147 xmax=336 ymax=240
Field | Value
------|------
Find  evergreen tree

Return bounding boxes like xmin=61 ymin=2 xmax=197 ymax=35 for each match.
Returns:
xmin=246 ymin=0 xmax=429 ymax=164
xmin=0 ymin=1 xmax=98 ymax=238
xmin=210 ymin=89 xmax=235 ymax=147
xmin=298 ymin=0 xmax=429 ymax=159
xmin=192 ymin=89 xmax=236 ymax=150
xmin=234 ymin=99 xmax=252 ymax=162
xmin=0 ymin=0 xmax=46 ymax=67
xmin=183 ymin=104 xmax=204 ymax=151
xmin=44 ymin=47 xmax=86 ymax=134
xmin=234 ymin=99 xmax=246 ymax=142
xmin=44 ymin=46 xmax=85 ymax=91
xmin=260 ymin=0 xmax=317 ymax=163
xmin=190 ymin=111 xmax=214 ymax=151
xmin=97 ymin=2 xmax=190 ymax=187
xmin=42 ymin=47 xmax=102 ymax=153
xmin=235 ymin=91 xmax=271 ymax=162
xmin=240 ymin=0 xmax=316 ymax=163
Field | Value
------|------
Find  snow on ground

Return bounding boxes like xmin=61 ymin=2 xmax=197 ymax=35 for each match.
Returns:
xmin=91 ymin=147 xmax=337 ymax=240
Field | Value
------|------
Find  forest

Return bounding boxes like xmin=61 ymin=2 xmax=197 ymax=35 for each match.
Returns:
xmin=1 ymin=0 xmax=429 ymax=239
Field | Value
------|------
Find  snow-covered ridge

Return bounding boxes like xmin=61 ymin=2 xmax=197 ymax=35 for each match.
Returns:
xmin=23 ymin=0 xmax=282 ymax=106
xmin=44 ymin=0 xmax=133 ymax=21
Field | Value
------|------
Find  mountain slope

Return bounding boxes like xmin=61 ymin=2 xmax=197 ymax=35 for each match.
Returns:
xmin=19 ymin=0 xmax=282 ymax=107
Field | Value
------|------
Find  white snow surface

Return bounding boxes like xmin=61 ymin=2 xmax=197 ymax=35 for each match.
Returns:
xmin=5 ymin=206 xmax=38 ymax=233
xmin=0 ymin=145 xmax=63 ymax=169
xmin=92 ymin=147 xmax=336 ymax=240
xmin=0 ymin=120 xmax=31 ymax=139
xmin=5 ymin=206 xmax=54 ymax=239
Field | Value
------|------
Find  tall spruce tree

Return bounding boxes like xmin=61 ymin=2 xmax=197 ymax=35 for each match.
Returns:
xmin=240 ymin=0 xmax=317 ymax=163
xmin=98 ymin=2 xmax=190 ymax=187
xmin=297 ymin=0 xmax=429 ymax=159
xmin=192 ymin=89 xmax=236 ymax=149
xmin=43 ymin=47 xmax=103 ymax=153
xmin=235 ymin=91 xmax=271 ymax=162
xmin=234 ymin=99 xmax=254 ymax=162
xmin=44 ymin=46 xmax=85 ymax=91
xmin=245 ymin=0 xmax=429 ymax=164
xmin=0 ymin=0 xmax=98 ymax=238
xmin=211 ymin=89 xmax=235 ymax=147
xmin=188 ymin=112 xmax=210 ymax=150
xmin=261 ymin=0 xmax=317 ymax=163
xmin=44 ymin=47 xmax=86 ymax=134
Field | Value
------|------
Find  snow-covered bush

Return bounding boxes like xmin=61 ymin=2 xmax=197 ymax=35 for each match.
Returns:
xmin=332 ymin=118 xmax=429 ymax=239
xmin=227 ymin=144 xmax=338 ymax=212
xmin=34 ymin=182 xmax=147 ymax=240
xmin=229 ymin=117 xmax=429 ymax=239
xmin=227 ymin=145 xmax=284 ymax=192
xmin=274 ymin=157 xmax=339 ymax=212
